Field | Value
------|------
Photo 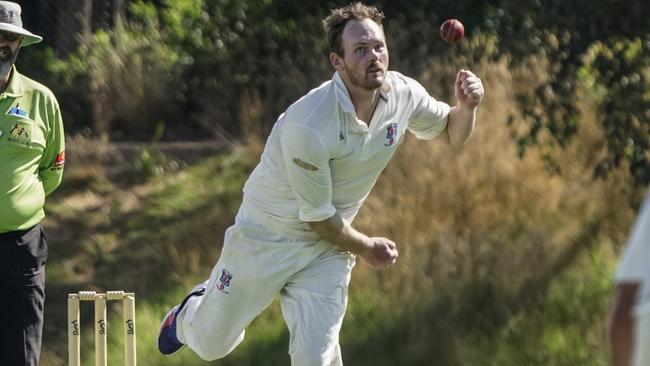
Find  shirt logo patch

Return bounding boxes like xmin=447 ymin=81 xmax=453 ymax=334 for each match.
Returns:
xmin=53 ymin=151 xmax=65 ymax=168
xmin=292 ymin=158 xmax=318 ymax=171
xmin=8 ymin=104 xmax=27 ymax=116
xmin=384 ymin=123 xmax=398 ymax=146
xmin=216 ymin=269 xmax=233 ymax=294
xmin=8 ymin=123 xmax=29 ymax=145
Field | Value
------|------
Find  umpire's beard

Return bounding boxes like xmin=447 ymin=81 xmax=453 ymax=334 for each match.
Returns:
xmin=0 ymin=46 xmax=19 ymax=80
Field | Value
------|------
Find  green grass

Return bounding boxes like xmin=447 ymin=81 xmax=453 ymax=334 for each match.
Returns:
xmin=462 ymin=246 xmax=614 ymax=366
xmin=42 ymin=145 xmax=262 ymax=365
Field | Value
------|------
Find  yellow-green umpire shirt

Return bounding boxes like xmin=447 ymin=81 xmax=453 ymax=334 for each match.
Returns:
xmin=0 ymin=66 xmax=64 ymax=233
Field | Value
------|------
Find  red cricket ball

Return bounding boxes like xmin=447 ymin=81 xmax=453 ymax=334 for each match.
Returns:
xmin=440 ymin=19 xmax=464 ymax=44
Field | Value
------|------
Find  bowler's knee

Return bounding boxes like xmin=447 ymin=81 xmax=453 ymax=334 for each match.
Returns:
xmin=191 ymin=332 xmax=243 ymax=361
xmin=193 ymin=346 xmax=229 ymax=361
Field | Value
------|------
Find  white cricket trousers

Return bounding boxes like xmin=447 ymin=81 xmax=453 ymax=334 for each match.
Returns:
xmin=634 ymin=301 xmax=650 ymax=366
xmin=176 ymin=208 xmax=356 ymax=366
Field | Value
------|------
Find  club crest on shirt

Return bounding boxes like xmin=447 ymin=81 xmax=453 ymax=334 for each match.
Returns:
xmin=216 ymin=269 xmax=233 ymax=294
xmin=384 ymin=123 xmax=398 ymax=146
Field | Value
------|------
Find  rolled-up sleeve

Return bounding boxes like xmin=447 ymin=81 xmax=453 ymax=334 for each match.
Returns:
xmin=407 ymin=79 xmax=450 ymax=140
xmin=279 ymin=123 xmax=336 ymax=222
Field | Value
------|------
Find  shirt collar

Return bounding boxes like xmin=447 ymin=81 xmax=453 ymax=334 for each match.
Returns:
xmin=333 ymin=71 xmax=392 ymax=114
xmin=379 ymin=78 xmax=391 ymax=102
xmin=333 ymin=71 xmax=355 ymax=114
xmin=4 ymin=66 xmax=23 ymax=98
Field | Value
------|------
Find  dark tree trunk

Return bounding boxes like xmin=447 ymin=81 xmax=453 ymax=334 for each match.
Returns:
xmin=92 ymin=0 xmax=125 ymax=31
xmin=49 ymin=0 xmax=92 ymax=56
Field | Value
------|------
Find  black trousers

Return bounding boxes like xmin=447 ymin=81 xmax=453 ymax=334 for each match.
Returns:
xmin=0 ymin=224 xmax=48 ymax=366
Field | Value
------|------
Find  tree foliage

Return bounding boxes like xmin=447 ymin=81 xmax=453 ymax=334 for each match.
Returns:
xmin=483 ymin=0 xmax=650 ymax=185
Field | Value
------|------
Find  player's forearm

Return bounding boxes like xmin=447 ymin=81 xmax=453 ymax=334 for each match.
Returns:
xmin=307 ymin=213 xmax=372 ymax=255
xmin=609 ymin=283 xmax=639 ymax=366
xmin=609 ymin=315 xmax=633 ymax=366
xmin=447 ymin=105 xmax=476 ymax=147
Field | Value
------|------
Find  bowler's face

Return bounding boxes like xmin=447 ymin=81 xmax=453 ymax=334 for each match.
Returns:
xmin=336 ymin=18 xmax=389 ymax=90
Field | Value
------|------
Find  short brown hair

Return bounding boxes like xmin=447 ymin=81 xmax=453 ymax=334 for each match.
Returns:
xmin=323 ymin=2 xmax=384 ymax=56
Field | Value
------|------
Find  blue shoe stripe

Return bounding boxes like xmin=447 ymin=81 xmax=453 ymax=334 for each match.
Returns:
xmin=177 ymin=287 xmax=206 ymax=315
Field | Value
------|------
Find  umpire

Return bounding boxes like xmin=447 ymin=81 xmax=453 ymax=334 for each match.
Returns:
xmin=0 ymin=2 xmax=65 ymax=365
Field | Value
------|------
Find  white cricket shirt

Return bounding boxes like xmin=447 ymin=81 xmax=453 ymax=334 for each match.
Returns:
xmin=242 ymin=71 xmax=450 ymax=239
xmin=616 ymin=191 xmax=650 ymax=304
xmin=615 ymin=194 xmax=650 ymax=283
xmin=641 ymin=267 xmax=650 ymax=307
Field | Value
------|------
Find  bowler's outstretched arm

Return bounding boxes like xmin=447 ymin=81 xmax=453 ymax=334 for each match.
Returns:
xmin=308 ymin=214 xmax=398 ymax=268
